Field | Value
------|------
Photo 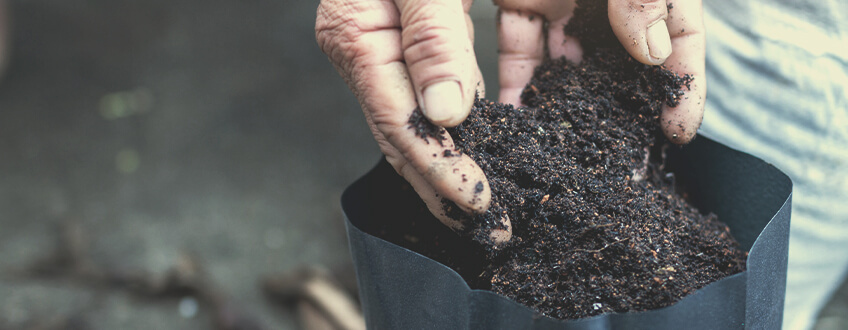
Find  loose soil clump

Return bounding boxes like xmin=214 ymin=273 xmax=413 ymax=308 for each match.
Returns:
xmin=397 ymin=0 xmax=747 ymax=320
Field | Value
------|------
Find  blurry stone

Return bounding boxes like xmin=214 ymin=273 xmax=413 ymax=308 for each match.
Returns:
xmin=179 ymin=296 xmax=199 ymax=319
xmin=99 ymin=88 xmax=154 ymax=120
xmin=116 ymin=148 xmax=141 ymax=174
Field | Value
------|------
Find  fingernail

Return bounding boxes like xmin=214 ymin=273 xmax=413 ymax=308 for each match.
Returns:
xmin=489 ymin=216 xmax=512 ymax=246
xmin=490 ymin=229 xmax=511 ymax=246
xmin=647 ymin=20 xmax=672 ymax=61
xmin=422 ymin=81 xmax=462 ymax=124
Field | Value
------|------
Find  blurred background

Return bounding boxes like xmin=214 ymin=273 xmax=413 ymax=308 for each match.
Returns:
xmin=0 ymin=0 xmax=844 ymax=329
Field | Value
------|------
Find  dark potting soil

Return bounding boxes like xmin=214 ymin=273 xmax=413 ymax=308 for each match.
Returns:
xmin=394 ymin=0 xmax=747 ymax=321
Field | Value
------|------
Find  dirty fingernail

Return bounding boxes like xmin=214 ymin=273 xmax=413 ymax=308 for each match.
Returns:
xmin=646 ymin=20 xmax=672 ymax=61
xmin=422 ymin=81 xmax=462 ymax=124
xmin=489 ymin=216 xmax=512 ymax=246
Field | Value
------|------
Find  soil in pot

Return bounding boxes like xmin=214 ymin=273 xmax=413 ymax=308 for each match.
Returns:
xmin=393 ymin=0 xmax=748 ymax=321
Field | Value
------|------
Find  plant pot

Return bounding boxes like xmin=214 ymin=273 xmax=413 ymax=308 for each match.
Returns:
xmin=341 ymin=136 xmax=792 ymax=329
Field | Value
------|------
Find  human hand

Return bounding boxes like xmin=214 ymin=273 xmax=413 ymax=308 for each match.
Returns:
xmin=495 ymin=0 xmax=706 ymax=143
xmin=316 ymin=0 xmax=512 ymax=244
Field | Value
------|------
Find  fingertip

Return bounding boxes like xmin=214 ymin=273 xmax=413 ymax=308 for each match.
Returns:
xmin=608 ymin=0 xmax=669 ymax=66
xmin=489 ymin=215 xmax=512 ymax=246
xmin=473 ymin=179 xmax=492 ymax=213
xmin=661 ymin=72 xmax=705 ymax=145
xmin=455 ymin=177 xmax=491 ymax=214
xmin=498 ymin=87 xmax=523 ymax=107
xmin=497 ymin=8 xmax=543 ymax=109
xmin=392 ymin=155 xmax=469 ymax=232
xmin=661 ymin=103 xmax=702 ymax=145
xmin=428 ymin=113 xmax=469 ymax=128
xmin=662 ymin=122 xmax=696 ymax=145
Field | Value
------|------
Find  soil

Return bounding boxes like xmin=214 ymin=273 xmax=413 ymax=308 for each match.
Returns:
xmin=395 ymin=0 xmax=747 ymax=321
xmin=408 ymin=108 xmax=447 ymax=145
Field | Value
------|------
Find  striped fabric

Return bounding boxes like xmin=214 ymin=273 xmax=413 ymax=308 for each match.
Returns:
xmin=700 ymin=1 xmax=848 ymax=329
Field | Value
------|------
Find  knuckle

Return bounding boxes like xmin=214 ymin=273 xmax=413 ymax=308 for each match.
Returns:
xmin=314 ymin=1 xmax=339 ymax=52
xmin=375 ymin=117 xmax=403 ymax=144
xmin=401 ymin=1 xmax=450 ymax=25
xmin=401 ymin=4 xmax=465 ymax=63
xmin=315 ymin=1 xmax=376 ymax=91
xmin=379 ymin=142 xmax=406 ymax=169
xmin=315 ymin=2 xmax=359 ymax=59
xmin=385 ymin=152 xmax=410 ymax=175
xmin=317 ymin=0 xmax=404 ymax=92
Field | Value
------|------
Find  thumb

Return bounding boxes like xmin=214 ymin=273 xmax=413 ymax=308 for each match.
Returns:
xmin=608 ymin=0 xmax=671 ymax=65
xmin=396 ymin=0 xmax=478 ymax=127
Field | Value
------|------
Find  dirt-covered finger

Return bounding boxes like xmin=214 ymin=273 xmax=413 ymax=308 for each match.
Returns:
xmin=661 ymin=0 xmax=705 ymax=144
xmin=487 ymin=212 xmax=512 ymax=246
xmin=382 ymin=120 xmax=492 ymax=214
xmin=390 ymin=152 xmax=510 ymax=245
xmin=547 ymin=14 xmax=583 ymax=63
xmin=465 ymin=12 xmax=486 ymax=99
xmin=496 ymin=8 xmax=544 ymax=106
xmin=317 ymin=0 xmax=491 ymax=228
xmin=359 ymin=61 xmax=491 ymax=214
xmin=608 ymin=0 xmax=670 ymax=65
xmin=359 ymin=90 xmax=471 ymax=231
xmin=394 ymin=0 xmax=479 ymax=127
xmin=389 ymin=154 xmax=466 ymax=231
xmin=496 ymin=0 xmax=581 ymax=63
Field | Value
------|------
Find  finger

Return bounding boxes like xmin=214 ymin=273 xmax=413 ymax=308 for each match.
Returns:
xmin=354 ymin=36 xmax=490 ymax=215
xmin=377 ymin=140 xmax=466 ymax=231
xmin=465 ymin=11 xmax=486 ymax=99
xmin=495 ymin=0 xmax=571 ymax=20
xmin=464 ymin=9 xmax=474 ymax=44
xmin=547 ymin=14 xmax=583 ymax=63
xmin=395 ymin=0 xmax=479 ymax=127
xmin=487 ymin=211 xmax=513 ymax=245
xmin=608 ymin=0 xmax=671 ymax=65
xmin=316 ymin=0 xmax=495 ymax=231
xmin=474 ymin=65 xmax=486 ymax=99
xmin=661 ymin=0 xmax=705 ymax=144
xmin=495 ymin=0 xmax=576 ymax=105
xmin=495 ymin=8 xmax=544 ymax=106
xmin=374 ymin=84 xmax=491 ymax=217
xmin=359 ymin=49 xmax=493 ymax=221
xmin=382 ymin=145 xmax=511 ymax=245
xmin=363 ymin=88 xmax=503 ymax=238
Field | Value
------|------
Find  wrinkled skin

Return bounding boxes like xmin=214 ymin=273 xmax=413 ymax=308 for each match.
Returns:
xmin=315 ymin=0 xmax=705 ymax=244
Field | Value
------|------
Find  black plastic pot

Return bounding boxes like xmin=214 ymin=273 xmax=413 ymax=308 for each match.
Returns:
xmin=341 ymin=136 xmax=792 ymax=329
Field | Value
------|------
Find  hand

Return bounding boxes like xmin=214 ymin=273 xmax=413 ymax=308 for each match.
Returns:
xmin=495 ymin=0 xmax=706 ymax=143
xmin=316 ymin=0 xmax=512 ymax=243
